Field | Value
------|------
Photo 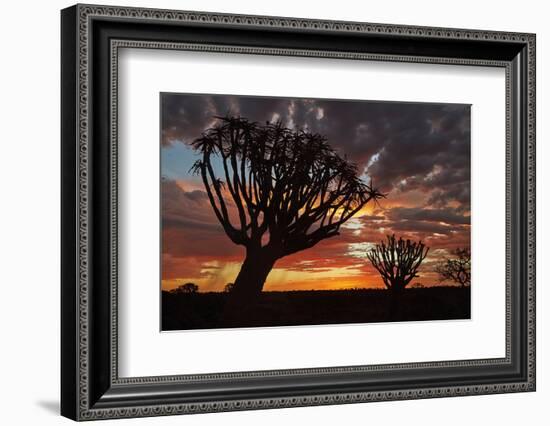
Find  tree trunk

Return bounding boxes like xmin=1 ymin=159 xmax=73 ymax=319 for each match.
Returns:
xmin=222 ymin=248 xmax=278 ymax=325
xmin=232 ymin=249 xmax=277 ymax=297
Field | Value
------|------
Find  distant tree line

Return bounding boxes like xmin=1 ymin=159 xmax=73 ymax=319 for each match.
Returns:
xmin=170 ymin=282 xmax=199 ymax=294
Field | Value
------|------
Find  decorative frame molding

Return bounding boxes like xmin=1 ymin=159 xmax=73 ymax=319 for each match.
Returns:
xmin=61 ymin=4 xmax=536 ymax=421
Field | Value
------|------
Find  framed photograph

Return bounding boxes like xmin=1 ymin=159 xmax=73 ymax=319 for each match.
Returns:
xmin=61 ymin=4 xmax=536 ymax=421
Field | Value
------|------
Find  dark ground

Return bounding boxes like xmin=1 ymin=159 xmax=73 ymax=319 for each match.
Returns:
xmin=161 ymin=287 xmax=471 ymax=331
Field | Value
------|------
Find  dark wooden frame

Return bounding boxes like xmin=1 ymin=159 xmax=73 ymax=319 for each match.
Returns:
xmin=61 ymin=4 xmax=536 ymax=421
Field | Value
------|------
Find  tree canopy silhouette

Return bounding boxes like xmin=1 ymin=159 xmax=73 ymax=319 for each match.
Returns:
xmin=367 ymin=235 xmax=429 ymax=292
xmin=171 ymin=282 xmax=199 ymax=294
xmin=191 ymin=116 xmax=384 ymax=298
xmin=435 ymin=248 xmax=471 ymax=287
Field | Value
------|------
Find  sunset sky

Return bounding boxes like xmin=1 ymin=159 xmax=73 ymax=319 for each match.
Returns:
xmin=160 ymin=93 xmax=471 ymax=292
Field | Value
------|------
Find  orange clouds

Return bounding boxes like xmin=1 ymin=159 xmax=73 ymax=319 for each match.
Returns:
xmin=161 ymin=181 xmax=470 ymax=292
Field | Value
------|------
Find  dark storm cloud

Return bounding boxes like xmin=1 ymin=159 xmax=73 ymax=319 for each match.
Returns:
xmin=427 ymin=184 xmax=471 ymax=210
xmin=390 ymin=220 xmax=461 ymax=235
xmin=356 ymin=204 xmax=470 ymax=239
xmin=161 ymin=94 xmax=213 ymax=146
xmin=161 ymin=93 xmax=470 ymax=209
xmin=365 ymin=104 xmax=469 ymax=175
xmin=386 ymin=207 xmax=470 ymax=225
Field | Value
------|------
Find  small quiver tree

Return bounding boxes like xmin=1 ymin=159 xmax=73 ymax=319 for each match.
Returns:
xmin=435 ymin=248 xmax=471 ymax=287
xmin=366 ymin=235 xmax=429 ymax=293
xmin=366 ymin=235 xmax=429 ymax=320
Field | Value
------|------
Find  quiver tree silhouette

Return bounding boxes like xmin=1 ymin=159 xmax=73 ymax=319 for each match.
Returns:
xmin=366 ymin=235 xmax=429 ymax=293
xmin=435 ymin=248 xmax=471 ymax=287
xmin=191 ymin=116 xmax=384 ymax=301
xmin=367 ymin=235 xmax=429 ymax=320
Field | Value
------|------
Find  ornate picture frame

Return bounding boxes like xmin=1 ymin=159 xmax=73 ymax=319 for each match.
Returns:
xmin=61 ymin=4 xmax=535 ymax=421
